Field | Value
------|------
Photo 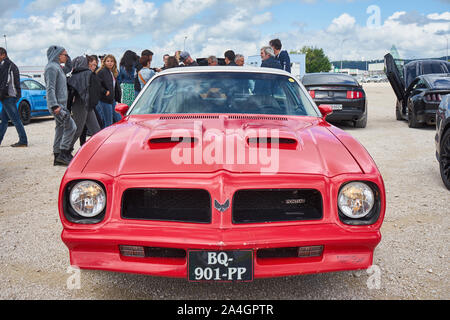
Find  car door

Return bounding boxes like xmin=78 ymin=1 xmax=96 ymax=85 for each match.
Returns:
xmin=23 ymin=80 xmax=47 ymax=111
xmin=406 ymin=77 xmax=427 ymax=107
xmin=384 ymin=53 xmax=406 ymax=103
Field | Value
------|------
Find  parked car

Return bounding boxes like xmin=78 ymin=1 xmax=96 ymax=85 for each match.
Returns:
xmin=366 ymin=75 xmax=384 ymax=83
xmin=0 ymin=77 xmax=49 ymax=125
xmin=384 ymin=53 xmax=450 ymax=127
xmin=403 ymin=74 xmax=450 ymax=127
xmin=302 ymin=72 xmax=368 ymax=127
xmin=59 ymin=66 xmax=385 ymax=281
xmin=435 ymin=94 xmax=450 ymax=190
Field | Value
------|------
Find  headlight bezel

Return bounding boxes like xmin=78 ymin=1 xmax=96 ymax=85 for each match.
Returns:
xmin=63 ymin=180 xmax=107 ymax=224
xmin=337 ymin=181 xmax=381 ymax=226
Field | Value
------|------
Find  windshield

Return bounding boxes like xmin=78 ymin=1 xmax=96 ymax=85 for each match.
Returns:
xmin=428 ymin=77 xmax=450 ymax=89
xmin=302 ymin=74 xmax=358 ymax=86
xmin=130 ymin=72 xmax=319 ymax=117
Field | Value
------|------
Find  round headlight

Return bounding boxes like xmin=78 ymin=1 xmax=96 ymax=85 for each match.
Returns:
xmin=69 ymin=181 xmax=106 ymax=218
xmin=338 ymin=182 xmax=374 ymax=219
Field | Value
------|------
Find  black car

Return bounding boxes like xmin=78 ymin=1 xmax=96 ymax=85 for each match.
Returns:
xmin=384 ymin=53 xmax=450 ymax=127
xmin=405 ymin=74 xmax=450 ymax=127
xmin=302 ymin=73 xmax=367 ymax=128
xmin=436 ymin=94 xmax=450 ymax=190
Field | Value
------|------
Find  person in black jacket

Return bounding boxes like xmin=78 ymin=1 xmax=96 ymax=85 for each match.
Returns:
xmin=224 ymin=50 xmax=238 ymax=66
xmin=260 ymin=46 xmax=282 ymax=70
xmin=0 ymin=47 xmax=28 ymax=147
xmin=67 ymin=56 xmax=101 ymax=149
xmin=95 ymin=54 xmax=121 ymax=128
xmin=79 ymin=55 xmax=103 ymax=145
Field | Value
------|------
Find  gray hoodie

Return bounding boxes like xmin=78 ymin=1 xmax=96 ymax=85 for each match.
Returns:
xmin=44 ymin=46 xmax=68 ymax=112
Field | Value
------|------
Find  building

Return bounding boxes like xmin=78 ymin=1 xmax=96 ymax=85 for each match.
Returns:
xmin=246 ymin=53 xmax=306 ymax=79
xmin=19 ymin=66 xmax=45 ymax=84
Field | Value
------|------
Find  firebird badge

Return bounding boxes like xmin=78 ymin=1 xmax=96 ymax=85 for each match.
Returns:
xmin=214 ymin=199 xmax=230 ymax=213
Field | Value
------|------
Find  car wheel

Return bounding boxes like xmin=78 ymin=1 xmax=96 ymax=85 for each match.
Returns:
xmin=407 ymin=102 xmax=422 ymax=128
xmin=18 ymin=101 xmax=31 ymax=125
xmin=439 ymin=129 xmax=450 ymax=190
xmin=395 ymin=100 xmax=403 ymax=121
xmin=354 ymin=114 xmax=367 ymax=128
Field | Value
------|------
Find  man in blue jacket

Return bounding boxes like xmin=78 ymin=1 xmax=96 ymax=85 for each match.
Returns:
xmin=260 ymin=46 xmax=282 ymax=70
xmin=269 ymin=39 xmax=291 ymax=73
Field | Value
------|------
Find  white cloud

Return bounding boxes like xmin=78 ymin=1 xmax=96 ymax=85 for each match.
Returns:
xmin=1 ymin=0 xmax=449 ymax=68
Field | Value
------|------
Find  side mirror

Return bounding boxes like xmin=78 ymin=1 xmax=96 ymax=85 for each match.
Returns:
xmin=115 ymin=103 xmax=129 ymax=118
xmin=318 ymin=104 xmax=333 ymax=120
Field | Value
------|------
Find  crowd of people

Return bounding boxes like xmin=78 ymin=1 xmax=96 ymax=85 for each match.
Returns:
xmin=0 ymin=38 xmax=291 ymax=166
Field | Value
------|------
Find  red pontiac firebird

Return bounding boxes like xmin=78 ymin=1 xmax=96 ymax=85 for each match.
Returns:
xmin=59 ymin=67 xmax=385 ymax=281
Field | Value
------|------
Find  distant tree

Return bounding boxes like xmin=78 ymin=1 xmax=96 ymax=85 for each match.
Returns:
xmin=291 ymin=47 xmax=332 ymax=73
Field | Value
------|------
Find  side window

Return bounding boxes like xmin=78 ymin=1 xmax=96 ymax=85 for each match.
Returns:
xmin=24 ymin=80 xmax=45 ymax=90
xmin=414 ymin=79 xmax=427 ymax=89
xmin=20 ymin=82 xmax=29 ymax=90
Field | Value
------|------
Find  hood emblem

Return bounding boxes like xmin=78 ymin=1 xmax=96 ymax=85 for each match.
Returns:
xmin=214 ymin=199 xmax=230 ymax=213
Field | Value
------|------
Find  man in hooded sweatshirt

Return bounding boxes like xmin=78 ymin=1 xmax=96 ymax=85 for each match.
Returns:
xmin=44 ymin=45 xmax=76 ymax=166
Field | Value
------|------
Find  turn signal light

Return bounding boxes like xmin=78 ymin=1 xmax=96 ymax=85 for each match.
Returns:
xmin=308 ymin=90 xmax=316 ymax=98
xmin=297 ymin=245 xmax=323 ymax=258
xmin=119 ymin=245 xmax=145 ymax=257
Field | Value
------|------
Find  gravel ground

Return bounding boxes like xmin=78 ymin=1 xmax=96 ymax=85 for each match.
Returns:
xmin=0 ymin=82 xmax=448 ymax=300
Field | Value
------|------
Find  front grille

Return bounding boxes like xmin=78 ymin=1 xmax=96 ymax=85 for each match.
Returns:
xmin=122 ymin=188 xmax=211 ymax=223
xmin=232 ymin=189 xmax=323 ymax=224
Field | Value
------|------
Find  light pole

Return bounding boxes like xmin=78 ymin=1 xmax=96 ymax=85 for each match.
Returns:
xmin=3 ymin=35 xmax=6 ymax=50
xmin=446 ymin=36 xmax=448 ymax=62
xmin=183 ymin=36 xmax=187 ymax=51
xmin=340 ymin=38 xmax=349 ymax=71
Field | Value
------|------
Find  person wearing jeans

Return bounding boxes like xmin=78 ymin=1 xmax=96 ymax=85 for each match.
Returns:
xmin=0 ymin=47 xmax=28 ymax=147
xmin=96 ymin=54 xmax=121 ymax=128
xmin=0 ymin=97 xmax=28 ymax=147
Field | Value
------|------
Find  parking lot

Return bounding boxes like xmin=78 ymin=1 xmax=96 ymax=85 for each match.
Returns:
xmin=0 ymin=82 xmax=448 ymax=299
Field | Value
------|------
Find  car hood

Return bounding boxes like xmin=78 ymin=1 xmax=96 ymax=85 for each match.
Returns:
xmin=82 ymin=115 xmax=362 ymax=177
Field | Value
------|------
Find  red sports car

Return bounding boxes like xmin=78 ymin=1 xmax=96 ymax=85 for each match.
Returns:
xmin=59 ymin=67 xmax=385 ymax=281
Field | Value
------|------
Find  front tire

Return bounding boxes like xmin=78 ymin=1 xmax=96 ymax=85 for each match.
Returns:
xmin=18 ymin=101 xmax=31 ymax=125
xmin=439 ymin=129 xmax=450 ymax=190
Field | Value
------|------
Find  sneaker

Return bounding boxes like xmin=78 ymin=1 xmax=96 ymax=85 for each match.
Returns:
xmin=11 ymin=142 xmax=28 ymax=147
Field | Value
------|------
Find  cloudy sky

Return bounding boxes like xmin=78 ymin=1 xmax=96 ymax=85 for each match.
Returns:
xmin=0 ymin=0 xmax=449 ymax=66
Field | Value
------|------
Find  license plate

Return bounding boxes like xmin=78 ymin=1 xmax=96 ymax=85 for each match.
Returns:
xmin=329 ymin=104 xmax=343 ymax=110
xmin=188 ymin=250 xmax=253 ymax=281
